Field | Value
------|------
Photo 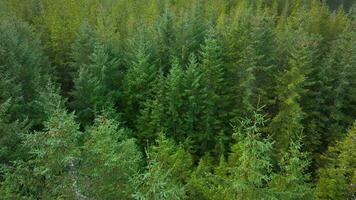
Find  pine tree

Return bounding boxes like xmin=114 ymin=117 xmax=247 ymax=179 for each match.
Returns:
xmin=181 ymin=54 xmax=207 ymax=156
xmin=314 ymin=30 xmax=356 ymax=151
xmin=132 ymin=134 xmax=188 ymax=200
xmin=226 ymin=110 xmax=274 ymax=200
xmin=316 ymin=122 xmax=356 ymax=200
xmin=123 ymin=45 xmax=158 ymax=128
xmin=269 ymin=138 xmax=314 ymax=200
xmin=0 ymin=82 xmax=82 ymax=199
xmin=269 ymin=32 xmax=314 ymax=157
xmin=252 ymin=14 xmax=278 ymax=111
xmin=70 ymin=43 xmax=118 ymax=126
xmin=0 ymin=18 xmax=49 ymax=125
xmin=165 ymin=58 xmax=186 ymax=141
xmin=136 ymin=71 xmax=167 ymax=145
xmin=80 ymin=115 xmax=142 ymax=199
xmin=186 ymin=155 xmax=217 ymax=200
xmin=177 ymin=2 xmax=206 ymax=65
xmin=198 ymin=27 xmax=226 ymax=154
xmin=0 ymin=100 xmax=29 ymax=171
xmin=155 ymin=6 xmax=177 ymax=73
xmin=70 ymin=22 xmax=96 ymax=71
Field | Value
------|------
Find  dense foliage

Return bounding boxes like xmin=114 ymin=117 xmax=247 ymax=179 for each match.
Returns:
xmin=0 ymin=0 xmax=355 ymax=199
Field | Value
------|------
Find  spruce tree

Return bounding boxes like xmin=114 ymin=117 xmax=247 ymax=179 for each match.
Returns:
xmin=136 ymin=71 xmax=167 ymax=145
xmin=198 ymin=27 xmax=226 ymax=154
xmin=81 ymin=116 xmax=142 ymax=199
xmin=165 ymin=58 xmax=186 ymax=141
xmin=0 ymin=82 xmax=82 ymax=199
xmin=70 ymin=43 xmax=118 ymax=126
xmin=0 ymin=18 xmax=49 ymax=125
xmin=226 ymin=110 xmax=274 ymax=200
xmin=316 ymin=122 xmax=356 ymax=200
xmin=132 ymin=134 xmax=188 ymax=200
xmin=269 ymin=138 xmax=314 ymax=200
xmin=123 ymin=45 xmax=158 ymax=128
xmin=269 ymin=32 xmax=314 ymax=157
xmin=155 ymin=6 xmax=177 ymax=73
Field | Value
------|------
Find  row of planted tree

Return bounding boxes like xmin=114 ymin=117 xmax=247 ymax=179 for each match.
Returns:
xmin=0 ymin=0 xmax=355 ymax=199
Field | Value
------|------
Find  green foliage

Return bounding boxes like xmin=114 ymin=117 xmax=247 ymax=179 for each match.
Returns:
xmin=70 ymin=43 xmax=119 ymax=126
xmin=132 ymin=134 xmax=188 ymax=200
xmin=270 ymin=32 xmax=316 ymax=157
xmin=316 ymin=122 xmax=356 ymax=200
xmin=0 ymin=1 xmax=354 ymax=199
xmin=0 ymin=18 xmax=49 ymax=125
xmin=0 ymin=100 xmax=29 ymax=170
xmin=269 ymin=138 xmax=314 ymax=199
xmin=123 ymin=45 xmax=159 ymax=127
xmin=226 ymin=110 xmax=274 ymax=200
xmin=81 ymin=116 xmax=142 ymax=199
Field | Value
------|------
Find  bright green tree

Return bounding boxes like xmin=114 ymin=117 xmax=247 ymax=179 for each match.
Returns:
xmin=132 ymin=134 xmax=189 ymax=200
xmin=269 ymin=138 xmax=314 ymax=200
xmin=226 ymin=110 xmax=274 ymax=200
xmin=316 ymin=122 xmax=356 ymax=200
xmin=80 ymin=116 xmax=142 ymax=199
xmin=270 ymin=32 xmax=314 ymax=157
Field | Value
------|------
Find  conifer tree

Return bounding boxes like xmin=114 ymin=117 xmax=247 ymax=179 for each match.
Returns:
xmin=123 ymin=45 xmax=158 ymax=127
xmin=186 ymin=155 xmax=216 ymax=200
xmin=155 ymin=6 xmax=177 ymax=73
xmin=177 ymin=2 xmax=206 ymax=65
xmin=226 ymin=110 xmax=274 ymax=200
xmin=136 ymin=71 xmax=167 ymax=145
xmin=70 ymin=43 xmax=119 ymax=126
xmin=269 ymin=138 xmax=314 ymax=200
xmin=316 ymin=122 xmax=356 ymax=200
xmin=0 ymin=18 xmax=49 ymax=125
xmin=314 ymin=30 xmax=356 ymax=150
xmin=80 ymin=116 xmax=142 ymax=199
xmin=198 ymin=27 xmax=226 ymax=154
xmin=182 ymin=55 xmax=205 ymax=146
xmin=132 ymin=134 xmax=188 ymax=200
xmin=269 ymin=33 xmax=314 ymax=157
xmin=70 ymin=22 xmax=96 ymax=70
xmin=0 ymin=82 xmax=82 ymax=199
xmin=0 ymin=100 xmax=29 ymax=171
xmin=165 ymin=59 xmax=186 ymax=141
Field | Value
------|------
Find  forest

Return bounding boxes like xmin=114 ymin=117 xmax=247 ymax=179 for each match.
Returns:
xmin=0 ymin=0 xmax=355 ymax=199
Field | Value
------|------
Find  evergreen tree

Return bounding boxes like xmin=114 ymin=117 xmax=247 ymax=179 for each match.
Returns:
xmin=132 ymin=134 xmax=188 ymax=200
xmin=269 ymin=138 xmax=314 ymax=200
xmin=226 ymin=110 xmax=274 ymax=200
xmin=269 ymin=32 xmax=314 ymax=157
xmin=70 ymin=43 xmax=118 ymax=126
xmin=70 ymin=22 xmax=96 ymax=71
xmin=313 ymin=30 xmax=356 ymax=151
xmin=316 ymin=122 xmax=356 ymax=200
xmin=123 ymin=45 xmax=158 ymax=127
xmin=198 ymin=27 xmax=226 ymax=154
xmin=155 ymin=6 xmax=177 ymax=73
xmin=0 ymin=100 xmax=29 ymax=171
xmin=165 ymin=58 xmax=186 ymax=141
xmin=136 ymin=71 xmax=167 ymax=145
xmin=0 ymin=82 xmax=82 ymax=199
xmin=0 ymin=18 xmax=49 ymax=125
xmin=182 ymin=55 xmax=205 ymax=149
xmin=80 ymin=116 xmax=142 ymax=199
